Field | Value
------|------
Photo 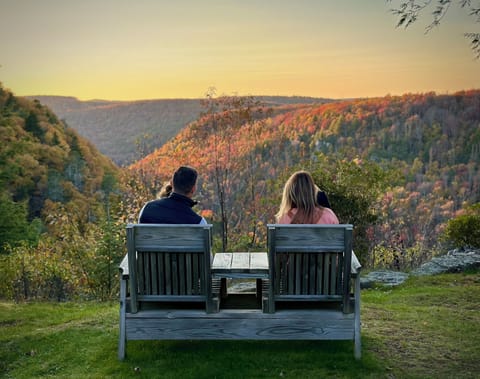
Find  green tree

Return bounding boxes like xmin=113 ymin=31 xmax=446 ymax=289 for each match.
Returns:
xmin=442 ymin=203 xmax=480 ymax=248
xmin=311 ymin=154 xmax=394 ymax=262
xmin=25 ymin=112 xmax=45 ymax=140
xmin=91 ymin=219 xmax=125 ymax=300
xmin=0 ymin=193 xmax=41 ymax=253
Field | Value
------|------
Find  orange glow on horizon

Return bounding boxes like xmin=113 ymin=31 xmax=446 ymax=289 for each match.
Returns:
xmin=1 ymin=1 xmax=478 ymax=101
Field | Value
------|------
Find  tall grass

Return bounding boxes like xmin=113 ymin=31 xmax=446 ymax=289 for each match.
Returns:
xmin=1 ymin=270 xmax=478 ymax=378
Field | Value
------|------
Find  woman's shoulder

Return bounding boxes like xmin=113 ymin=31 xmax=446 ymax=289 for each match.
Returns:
xmin=317 ymin=207 xmax=339 ymax=224
xmin=322 ymin=207 xmax=336 ymax=216
xmin=277 ymin=210 xmax=295 ymax=224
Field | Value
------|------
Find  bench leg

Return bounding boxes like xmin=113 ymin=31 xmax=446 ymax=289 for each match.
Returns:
xmin=220 ymin=278 xmax=228 ymax=299
xmin=354 ymin=274 xmax=361 ymax=360
xmin=256 ymin=279 xmax=262 ymax=299
xmin=118 ymin=278 xmax=127 ymax=360
xmin=262 ymin=279 xmax=273 ymax=313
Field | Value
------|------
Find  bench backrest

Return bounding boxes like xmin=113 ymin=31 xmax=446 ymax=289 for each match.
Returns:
xmin=266 ymin=224 xmax=353 ymax=313
xmin=126 ymin=224 xmax=214 ymax=313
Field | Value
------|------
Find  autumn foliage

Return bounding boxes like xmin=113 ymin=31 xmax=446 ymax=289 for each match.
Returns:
xmin=131 ymin=90 xmax=480 ymax=266
xmin=1 ymin=84 xmax=479 ymax=301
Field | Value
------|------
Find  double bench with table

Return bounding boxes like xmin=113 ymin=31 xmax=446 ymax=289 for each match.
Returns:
xmin=118 ymin=223 xmax=361 ymax=360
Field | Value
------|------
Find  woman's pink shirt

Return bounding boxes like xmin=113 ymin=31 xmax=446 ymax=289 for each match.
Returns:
xmin=277 ymin=207 xmax=339 ymax=224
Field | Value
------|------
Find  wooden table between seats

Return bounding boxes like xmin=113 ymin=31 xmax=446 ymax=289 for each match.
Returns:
xmin=212 ymin=252 xmax=269 ymax=299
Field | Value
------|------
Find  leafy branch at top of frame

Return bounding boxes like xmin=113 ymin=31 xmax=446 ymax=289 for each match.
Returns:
xmin=387 ymin=0 xmax=480 ymax=58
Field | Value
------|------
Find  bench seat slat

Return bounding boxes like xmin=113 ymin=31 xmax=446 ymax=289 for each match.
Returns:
xmin=125 ymin=309 xmax=355 ymax=341
xmin=231 ymin=252 xmax=250 ymax=269
xmin=250 ymin=252 xmax=269 ymax=270
xmin=137 ymin=295 xmax=207 ymax=302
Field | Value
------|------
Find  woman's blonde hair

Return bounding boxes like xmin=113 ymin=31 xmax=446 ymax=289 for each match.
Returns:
xmin=276 ymin=170 xmax=321 ymax=223
xmin=157 ymin=182 xmax=173 ymax=198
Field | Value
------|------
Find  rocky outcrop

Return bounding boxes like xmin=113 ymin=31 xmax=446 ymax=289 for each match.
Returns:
xmin=411 ymin=248 xmax=480 ymax=276
xmin=229 ymin=248 xmax=480 ymax=292
xmin=360 ymin=248 xmax=480 ymax=288
xmin=360 ymin=270 xmax=410 ymax=288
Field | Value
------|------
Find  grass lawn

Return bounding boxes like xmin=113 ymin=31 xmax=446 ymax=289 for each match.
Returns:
xmin=1 ymin=270 xmax=479 ymax=378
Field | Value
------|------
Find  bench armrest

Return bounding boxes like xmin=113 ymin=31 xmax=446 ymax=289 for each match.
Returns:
xmin=119 ymin=254 xmax=129 ymax=279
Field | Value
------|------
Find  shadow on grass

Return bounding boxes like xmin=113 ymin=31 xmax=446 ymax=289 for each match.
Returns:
xmin=120 ymin=339 xmax=384 ymax=378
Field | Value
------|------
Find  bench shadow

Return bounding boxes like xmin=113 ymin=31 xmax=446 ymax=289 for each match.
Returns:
xmin=124 ymin=337 xmax=384 ymax=378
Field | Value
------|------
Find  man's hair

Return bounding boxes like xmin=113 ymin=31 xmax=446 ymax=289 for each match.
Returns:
xmin=172 ymin=166 xmax=198 ymax=195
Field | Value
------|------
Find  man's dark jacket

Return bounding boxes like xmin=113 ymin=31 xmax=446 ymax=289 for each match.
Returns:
xmin=138 ymin=193 xmax=202 ymax=224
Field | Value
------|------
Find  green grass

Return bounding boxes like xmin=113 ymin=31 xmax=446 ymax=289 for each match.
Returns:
xmin=1 ymin=271 xmax=479 ymax=378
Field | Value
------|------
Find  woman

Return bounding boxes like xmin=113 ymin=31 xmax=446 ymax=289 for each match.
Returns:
xmin=276 ymin=170 xmax=361 ymax=272
xmin=276 ymin=170 xmax=338 ymax=224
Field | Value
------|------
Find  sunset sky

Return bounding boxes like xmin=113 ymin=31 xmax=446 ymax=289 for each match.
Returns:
xmin=1 ymin=0 xmax=478 ymax=101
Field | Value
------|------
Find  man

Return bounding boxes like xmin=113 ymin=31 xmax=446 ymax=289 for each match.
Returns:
xmin=138 ymin=166 xmax=207 ymax=224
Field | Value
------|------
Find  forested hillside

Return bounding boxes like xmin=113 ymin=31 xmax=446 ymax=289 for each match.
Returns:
xmin=2 ymin=86 xmax=478 ymax=301
xmin=1 ymin=86 xmax=119 ymax=221
xmin=131 ymin=90 xmax=480 ymax=267
xmin=0 ymin=84 xmax=123 ymax=300
xmin=30 ymin=95 xmax=331 ymax=166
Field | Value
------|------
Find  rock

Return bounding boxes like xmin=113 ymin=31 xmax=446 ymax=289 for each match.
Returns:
xmin=360 ymin=270 xmax=409 ymax=289
xmin=228 ymin=279 xmax=257 ymax=293
xmin=230 ymin=248 xmax=480 ymax=291
xmin=361 ymin=248 xmax=480 ymax=287
xmin=411 ymin=248 xmax=480 ymax=276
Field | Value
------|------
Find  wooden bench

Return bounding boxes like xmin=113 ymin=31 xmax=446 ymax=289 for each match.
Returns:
xmin=118 ymin=223 xmax=361 ymax=360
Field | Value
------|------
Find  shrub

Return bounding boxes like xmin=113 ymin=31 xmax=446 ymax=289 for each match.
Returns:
xmin=0 ymin=241 xmax=76 ymax=301
xmin=0 ymin=220 xmax=125 ymax=301
xmin=442 ymin=203 xmax=480 ymax=248
xmin=371 ymin=242 xmax=434 ymax=271
xmin=311 ymin=154 xmax=394 ymax=262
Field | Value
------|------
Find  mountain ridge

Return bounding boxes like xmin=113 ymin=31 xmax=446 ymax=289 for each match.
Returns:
xmin=28 ymin=95 xmax=336 ymax=166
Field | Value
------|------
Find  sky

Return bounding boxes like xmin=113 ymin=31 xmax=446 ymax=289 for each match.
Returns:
xmin=0 ymin=0 xmax=478 ymax=101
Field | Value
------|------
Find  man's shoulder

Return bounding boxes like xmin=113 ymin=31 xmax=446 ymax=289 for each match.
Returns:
xmin=146 ymin=197 xmax=170 ymax=206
